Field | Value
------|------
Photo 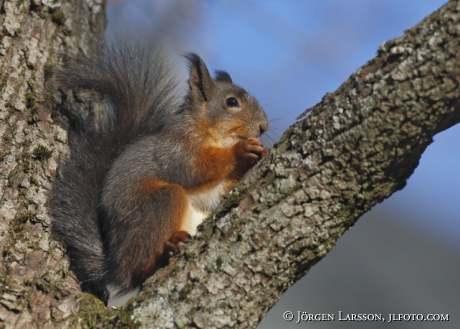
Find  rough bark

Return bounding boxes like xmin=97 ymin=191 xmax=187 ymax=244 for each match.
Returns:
xmin=0 ymin=0 xmax=107 ymax=328
xmin=1 ymin=0 xmax=460 ymax=329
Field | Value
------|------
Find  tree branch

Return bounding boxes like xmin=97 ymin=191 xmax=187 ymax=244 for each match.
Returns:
xmin=129 ymin=1 xmax=460 ymax=328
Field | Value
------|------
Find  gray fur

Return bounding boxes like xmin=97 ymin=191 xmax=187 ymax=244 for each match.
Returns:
xmin=51 ymin=41 xmax=268 ymax=303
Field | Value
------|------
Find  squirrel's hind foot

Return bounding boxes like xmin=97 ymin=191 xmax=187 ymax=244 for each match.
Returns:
xmin=164 ymin=230 xmax=192 ymax=257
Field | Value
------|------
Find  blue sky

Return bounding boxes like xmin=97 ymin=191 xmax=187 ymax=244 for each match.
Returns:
xmin=107 ymin=0 xmax=459 ymax=251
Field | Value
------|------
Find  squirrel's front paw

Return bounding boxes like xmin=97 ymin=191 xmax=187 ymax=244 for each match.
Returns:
xmin=260 ymin=146 xmax=269 ymax=158
xmin=234 ymin=138 xmax=267 ymax=160
xmin=164 ymin=230 xmax=191 ymax=257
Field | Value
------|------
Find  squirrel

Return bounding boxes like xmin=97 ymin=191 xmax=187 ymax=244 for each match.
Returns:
xmin=51 ymin=42 xmax=269 ymax=307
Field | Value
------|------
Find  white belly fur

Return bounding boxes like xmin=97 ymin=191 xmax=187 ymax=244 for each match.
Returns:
xmin=181 ymin=180 xmax=227 ymax=235
xmin=180 ymin=204 xmax=209 ymax=236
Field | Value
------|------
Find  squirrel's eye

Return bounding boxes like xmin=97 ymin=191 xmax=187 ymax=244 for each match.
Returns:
xmin=226 ymin=97 xmax=239 ymax=108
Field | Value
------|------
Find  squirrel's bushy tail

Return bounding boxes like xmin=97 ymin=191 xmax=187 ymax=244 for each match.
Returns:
xmin=51 ymin=41 xmax=182 ymax=296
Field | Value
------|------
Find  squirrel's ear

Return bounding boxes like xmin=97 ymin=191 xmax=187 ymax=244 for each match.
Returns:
xmin=214 ymin=70 xmax=232 ymax=83
xmin=185 ymin=53 xmax=216 ymax=103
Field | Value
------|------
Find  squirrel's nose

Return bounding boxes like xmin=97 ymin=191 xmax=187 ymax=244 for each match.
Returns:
xmin=259 ymin=122 xmax=269 ymax=135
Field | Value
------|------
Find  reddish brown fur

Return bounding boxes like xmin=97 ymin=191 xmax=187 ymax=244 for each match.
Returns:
xmin=139 ymin=179 xmax=170 ymax=195
xmin=191 ymin=118 xmax=266 ymax=180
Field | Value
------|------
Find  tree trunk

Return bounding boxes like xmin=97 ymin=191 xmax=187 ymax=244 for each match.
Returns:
xmin=1 ymin=0 xmax=460 ymax=328
xmin=0 ymin=0 xmax=106 ymax=328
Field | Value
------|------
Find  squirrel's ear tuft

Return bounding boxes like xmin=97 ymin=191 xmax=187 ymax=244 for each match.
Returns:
xmin=214 ymin=70 xmax=232 ymax=83
xmin=185 ymin=53 xmax=215 ymax=103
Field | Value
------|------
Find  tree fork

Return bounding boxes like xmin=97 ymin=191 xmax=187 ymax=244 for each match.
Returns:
xmin=0 ymin=0 xmax=459 ymax=328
